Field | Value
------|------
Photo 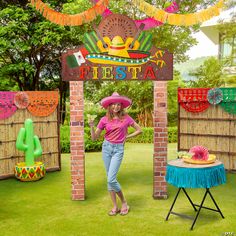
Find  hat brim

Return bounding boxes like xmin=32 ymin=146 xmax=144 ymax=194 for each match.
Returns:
xmin=101 ymin=96 xmax=132 ymax=109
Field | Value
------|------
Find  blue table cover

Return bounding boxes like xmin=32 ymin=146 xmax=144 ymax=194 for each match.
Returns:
xmin=166 ymin=159 xmax=226 ymax=188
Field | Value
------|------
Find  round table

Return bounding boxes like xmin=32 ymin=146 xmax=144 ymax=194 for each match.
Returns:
xmin=166 ymin=159 xmax=226 ymax=188
xmin=165 ymin=159 xmax=226 ymax=230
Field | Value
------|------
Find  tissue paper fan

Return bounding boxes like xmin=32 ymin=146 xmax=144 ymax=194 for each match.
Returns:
xmin=207 ymin=88 xmax=223 ymax=105
xmin=189 ymin=146 xmax=209 ymax=161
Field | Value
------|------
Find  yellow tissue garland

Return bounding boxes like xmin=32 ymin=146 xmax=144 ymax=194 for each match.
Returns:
xmin=30 ymin=0 xmax=109 ymax=26
xmin=130 ymin=0 xmax=225 ymax=26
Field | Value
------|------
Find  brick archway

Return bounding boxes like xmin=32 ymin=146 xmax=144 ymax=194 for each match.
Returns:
xmin=69 ymin=81 xmax=168 ymax=200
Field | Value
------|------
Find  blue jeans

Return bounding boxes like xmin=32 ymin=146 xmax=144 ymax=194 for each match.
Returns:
xmin=102 ymin=139 xmax=124 ymax=192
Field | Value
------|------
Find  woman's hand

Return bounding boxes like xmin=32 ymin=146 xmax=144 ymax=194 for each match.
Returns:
xmin=88 ymin=120 xmax=95 ymax=127
xmin=126 ymin=122 xmax=142 ymax=140
xmin=87 ymin=114 xmax=97 ymax=127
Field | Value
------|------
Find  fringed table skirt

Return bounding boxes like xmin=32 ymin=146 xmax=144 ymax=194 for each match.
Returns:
xmin=165 ymin=159 xmax=226 ymax=188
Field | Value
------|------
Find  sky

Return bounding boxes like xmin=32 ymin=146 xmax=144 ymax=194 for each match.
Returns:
xmin=186 ymin=31 xmax=218 ymax=59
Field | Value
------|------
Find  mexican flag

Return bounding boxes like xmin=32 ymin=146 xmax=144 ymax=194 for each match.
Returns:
xmin=66 ymin=48 xmax=88 ymax=68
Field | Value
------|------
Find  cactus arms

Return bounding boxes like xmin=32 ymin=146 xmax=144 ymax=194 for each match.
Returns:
xmin=16 ymin=119 xmax=42 ymax=166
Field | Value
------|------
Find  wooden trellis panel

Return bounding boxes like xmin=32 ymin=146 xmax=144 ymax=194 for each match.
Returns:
xmin=0 ymin=108 xmax=61 ymax=179
xmin=178 ymin=105 xmax=236 ymax=171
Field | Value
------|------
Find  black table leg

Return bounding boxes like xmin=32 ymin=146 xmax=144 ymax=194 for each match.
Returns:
xmin=166 ymin=187 xmax=182 ymax=221
xmin=166 ymin=188 xmax=224 ymax=231
xmin=190 ymin=188 xmax=208 ymax=230
xmin=182 ymin=188 xmax=197 ymax=212
xmin=207 ymin=188 xmax=224 ymax=219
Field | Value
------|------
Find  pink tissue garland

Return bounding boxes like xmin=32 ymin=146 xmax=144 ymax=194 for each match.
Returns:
xmin=96 ymin=1 xmax=179 ymax=30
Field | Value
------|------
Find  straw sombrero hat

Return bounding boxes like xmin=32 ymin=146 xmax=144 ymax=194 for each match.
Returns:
xmin=100 ymin=92 xmax=132 ymax=109
xmin=108 ymin=36 xmax=129 ymax=58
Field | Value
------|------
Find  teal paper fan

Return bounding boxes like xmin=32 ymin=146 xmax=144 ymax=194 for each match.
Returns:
xmin=207 ymin=88 xmax=223 ymax=105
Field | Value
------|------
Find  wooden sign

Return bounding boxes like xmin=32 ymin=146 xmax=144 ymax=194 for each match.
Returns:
xmin=62 ymin=14 xmax=173 ymax=81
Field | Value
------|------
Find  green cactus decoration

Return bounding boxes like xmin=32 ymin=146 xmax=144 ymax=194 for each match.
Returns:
xmin=16 ymin=119 xmax=42 ymax=166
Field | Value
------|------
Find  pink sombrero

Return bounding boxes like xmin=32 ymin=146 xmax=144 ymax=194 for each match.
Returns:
xmin=100 ymin=92 xmax=132 ymax=109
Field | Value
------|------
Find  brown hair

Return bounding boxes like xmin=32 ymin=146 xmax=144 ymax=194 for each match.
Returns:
xmin=106 ymin=103 xmax=127 ymax=121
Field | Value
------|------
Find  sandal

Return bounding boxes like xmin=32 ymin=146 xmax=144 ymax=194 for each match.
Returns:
xmin=108 ymin=209 xmax=120 ymax=216
xmin=120 ymin=205 xmax=130 ymax=216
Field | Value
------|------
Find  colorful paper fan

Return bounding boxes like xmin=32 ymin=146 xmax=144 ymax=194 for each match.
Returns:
xmin=14 ymin=92 xmax=29 ymax=109
xmin=189 ymin=146 xmax=209 ymax=161
xmin=26 ymin=91 xmax=59 ymax=117
xmin=207 ymin=88 xmax=223 ymax=105
xmin=0 ymin=92 xmax=17 ymax=120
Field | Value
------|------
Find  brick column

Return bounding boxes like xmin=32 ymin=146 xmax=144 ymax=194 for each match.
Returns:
xmin=69 ymin=81 xmax=85 ymax=200
xmin=153 ymin=81 xmax=168 ymax=199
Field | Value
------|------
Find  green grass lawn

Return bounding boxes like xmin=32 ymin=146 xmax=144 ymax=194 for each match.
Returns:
xmin=0 ymin=143 xmax=235 ymax=236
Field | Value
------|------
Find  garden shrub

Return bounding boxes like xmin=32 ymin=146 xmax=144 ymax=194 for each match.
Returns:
xmin=60 ymin=125 xmax=70 ymax=153
xmin=168 ymin=112 xmax=178 ymax=127
xmin=60 ymin=125 xmax=177 ymax=153
xmin=168 ymin=126 xmax=178 ymax=143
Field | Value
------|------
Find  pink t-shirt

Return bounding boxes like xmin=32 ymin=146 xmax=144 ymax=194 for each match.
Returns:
xmin=97 ymin=115 xmax=135 ymax=144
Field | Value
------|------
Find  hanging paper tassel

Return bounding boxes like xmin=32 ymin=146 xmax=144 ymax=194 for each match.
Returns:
xmin=30 ymin=0 xmax=109 ymax=26
xmin=131 ymin=0 xmax=225 ymax=26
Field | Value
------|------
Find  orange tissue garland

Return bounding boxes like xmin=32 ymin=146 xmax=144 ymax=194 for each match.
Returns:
xmin=30 ymin=0 xmax=109 ymax=26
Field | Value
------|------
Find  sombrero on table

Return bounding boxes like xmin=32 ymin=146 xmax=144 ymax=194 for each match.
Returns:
xmin=100 ymin=92 xmax=132 ymax=109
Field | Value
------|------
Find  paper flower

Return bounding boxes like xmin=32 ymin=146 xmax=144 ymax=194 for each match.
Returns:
xmin=189 ymin=146 xmax=209 ymax=161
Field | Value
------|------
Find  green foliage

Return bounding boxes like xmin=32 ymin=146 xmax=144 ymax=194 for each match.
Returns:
xmin=174 ymin=56 xmax=210 ymax=81
xmin=128 ymin=126 xmax=178 ymax=144
xmin=167 ymin=70 xmax=185 ymax=126
xmin=60 ymin=125 xmax=177 ymax=153
xmin=0 ymin=77 xmax=18 ymax=91
xmin=127 ymin=127 xmax=154 ymax=143
xmin=0 ymin=4 xmax=72 ymax=90
xmin=168 ymin=126 xmax=178 ymax=143
xmin=84 ymin=127 xmax=103 ymax=152
xmin=60 ymin=125 xmax=71 ymax=153
xmin=188 ymin=57 xmax=224 ymax=88
xmin=224 ymin=75 xmax=236 ymax=87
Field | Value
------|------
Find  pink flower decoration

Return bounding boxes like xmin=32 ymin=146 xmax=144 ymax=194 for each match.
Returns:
xmin=189 ymin=146 xmax=209 ymax=161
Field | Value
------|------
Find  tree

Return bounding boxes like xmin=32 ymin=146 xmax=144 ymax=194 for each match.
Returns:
xmin=0 ymin=0 xmax=91 ymax=123
xmin=217 ymin=9 xmax=236 ymax=87
xmin=167 ymin=71 xmax=185 ymax=126
xmin=187 ymin=57 xmax=224 ymax=88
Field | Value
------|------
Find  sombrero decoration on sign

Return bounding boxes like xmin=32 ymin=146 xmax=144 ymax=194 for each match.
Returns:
xmin=86 ymin=35 xmax=151 ymax=66
xmin=66 ymin=14 xmax=165 ymax=67
xmin=84 ymin=14 xmax=154 ymax=66
xmin=62 ymin=13 xmax=173 ymax=81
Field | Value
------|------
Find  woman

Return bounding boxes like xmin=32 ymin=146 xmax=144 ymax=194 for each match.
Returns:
xmin=89 ymin=92 xmax=142 ymax=216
